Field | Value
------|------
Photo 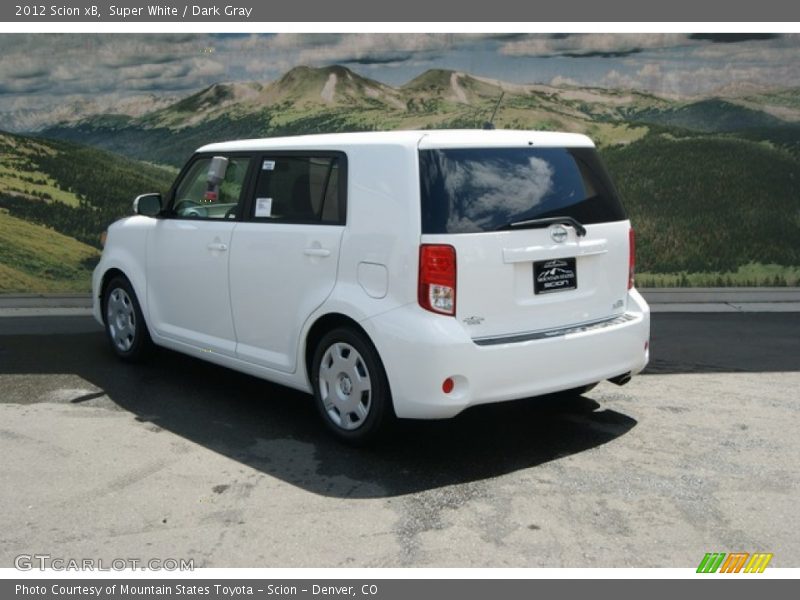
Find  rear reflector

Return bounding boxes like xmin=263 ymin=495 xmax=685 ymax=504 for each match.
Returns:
xmin=442 ymin=377 xmax=455 ymax=394
xmin=419 ymin=244 xmax=456 ymax=316
xmin=628 ymin=228 xmax=636 ymax=290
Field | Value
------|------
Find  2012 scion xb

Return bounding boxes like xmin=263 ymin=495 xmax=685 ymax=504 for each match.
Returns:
xmin=93 ymin=130 xmax=650 ymax=443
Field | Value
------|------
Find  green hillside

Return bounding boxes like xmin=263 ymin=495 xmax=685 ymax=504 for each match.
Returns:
xmin=44 ymin=113 xmax=277 ymax=168
xmin=627 ymin=99 xmax=786 ymax=132
xmin=0 ymin=209 xmax=98 ymax=292
xmin=0 ymin=133 xmax=84 ymax=206
xmin=602 ymin=134 xmax=800 ymax=274
xmin=0 ymin=130 xmax=174 ymax=248
xmin=5 ymin=65 xmax=800 ymax=290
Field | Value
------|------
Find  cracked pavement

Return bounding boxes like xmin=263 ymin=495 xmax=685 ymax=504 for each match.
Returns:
xmin=0 ymin=314 xmax=798 ymax=567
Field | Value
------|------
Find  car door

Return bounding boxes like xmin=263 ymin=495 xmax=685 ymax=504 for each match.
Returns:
xmin=229 ymin=153 xmax=346 ymax=373
xmin=146 ymin=154 xmax=254 ymax=357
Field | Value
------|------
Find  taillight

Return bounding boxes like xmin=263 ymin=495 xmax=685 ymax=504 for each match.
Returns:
xmin=419 ymin=244 xmax=456 ymax=316
xmin=628 ymin=227 xmax=636 ymax=289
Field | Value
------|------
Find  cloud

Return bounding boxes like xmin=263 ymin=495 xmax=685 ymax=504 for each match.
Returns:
xmin=499 ymin=33 xmax=690 ymax=58
xmin=258 ymin=33 xmax=344 ymax=50
xmin=549 ymin=75 xmax=581 ymax=87
xmin=0 ymin=55 xmax=52 ymax=81
xmin=343 ymin=53 xmax=417 ymax=65
xmin=600 ymin=60 xmax=800 ymax=96
xmin=0 ymin=34 xmax=237 ymax=96
xmin=118 ymin=62 xmax=191 ymax=81
xmin=254 ymin=33 xmax=506 ymax=68
xmin=688 ymin=37 xmax=800 ymax=62
xmin=0 ymin=79 xmax=51 ymax=94
xmin=289 ymin=34 xmax=457 ymax=66
xmin=2 ymin=32 xmax=800 ymax=129
xmin=560 ymin=49 xmax=642 ymax=58
xmin=688 ymin=33 xmax=781 ymax=43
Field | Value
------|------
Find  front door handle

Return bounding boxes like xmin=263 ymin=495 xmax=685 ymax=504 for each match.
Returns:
xmin=304 ymin=248 xmax=331 ymax=258
xmin=207 ymin=242 xmax=228 ymax=252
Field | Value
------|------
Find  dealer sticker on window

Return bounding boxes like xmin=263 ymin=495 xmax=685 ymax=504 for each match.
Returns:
xmin=255 ymin=197 xmax=273 ymax=218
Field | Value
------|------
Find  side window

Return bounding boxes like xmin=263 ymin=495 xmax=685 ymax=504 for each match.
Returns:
xmin=172 ymin=156 xmax=251 ymax=220
xmin=252 ymin=155 xmax=343 ymax=224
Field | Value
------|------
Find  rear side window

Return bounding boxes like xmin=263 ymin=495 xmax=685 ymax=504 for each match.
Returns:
xmin=251 ymin=155 xmax=344 ymax=224
xmin=419 ymin=147 xmax=626 ymax=234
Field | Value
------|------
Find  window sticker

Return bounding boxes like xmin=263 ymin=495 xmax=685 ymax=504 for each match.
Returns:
xmin=255 ymin=197 xmax=273 ymax=218
xmin=262 ymin=160 xmax=275 ymax=171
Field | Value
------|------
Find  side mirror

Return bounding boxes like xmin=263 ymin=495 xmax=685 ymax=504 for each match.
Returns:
xmin=133 ymin=193 xmax=162 ymax=217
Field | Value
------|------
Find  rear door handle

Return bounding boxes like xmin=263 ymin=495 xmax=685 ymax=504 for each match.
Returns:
xmin=303 ymin=248 xmax=331 ymax=258
xmin=207 ymin=242 xmax=228 ymax=252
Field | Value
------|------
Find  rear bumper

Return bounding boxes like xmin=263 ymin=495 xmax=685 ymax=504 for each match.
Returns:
xmin=362 ymin=288 xmax=650 ymax=419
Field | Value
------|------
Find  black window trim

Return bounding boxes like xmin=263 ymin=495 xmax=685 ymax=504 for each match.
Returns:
xmin=162 ymin=151 xmax=257 ymax=222
xmin=241 ymin=150 xmax=349 ymax=226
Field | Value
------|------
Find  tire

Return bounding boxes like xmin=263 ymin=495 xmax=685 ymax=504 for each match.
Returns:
xmin=311 ymin=327 xmax=394 ymax=444
xmin=102 ymin=275 xmax=152 ymax=362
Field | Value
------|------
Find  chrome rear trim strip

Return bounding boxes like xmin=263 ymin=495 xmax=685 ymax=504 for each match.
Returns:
xmin=472 ymin=313 xmax=637 ymax=347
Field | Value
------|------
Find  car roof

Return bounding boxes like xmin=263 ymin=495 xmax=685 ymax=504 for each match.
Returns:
xmin=197 ymin=129 xmax=595 ymax=154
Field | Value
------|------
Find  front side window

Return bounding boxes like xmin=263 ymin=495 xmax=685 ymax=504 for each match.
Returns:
xmin=251 ymin=155 xmax=343 ymax=224
xmin=171 ymin=156 xmax=251 ymax=219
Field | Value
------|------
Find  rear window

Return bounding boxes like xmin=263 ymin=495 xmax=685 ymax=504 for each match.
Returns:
xmin=419 ymin=147 xmax=626 ymax=234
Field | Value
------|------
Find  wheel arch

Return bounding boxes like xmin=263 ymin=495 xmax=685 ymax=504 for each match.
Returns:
xmin=99 ymin=267 xmax=126 ymax=294
xmin=304 ymin=312 xmax=397 ymax=441
xmin=303 ymin=313 xmax=379 ymax=384
xmin=98 ymin=267 xmax=149 ymax=334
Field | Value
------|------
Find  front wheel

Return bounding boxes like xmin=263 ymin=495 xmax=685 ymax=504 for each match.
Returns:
xmin=311 ymin=327 xmax=394 ymax=444
xmin=102 ymin=276 xmax=152 ymax=361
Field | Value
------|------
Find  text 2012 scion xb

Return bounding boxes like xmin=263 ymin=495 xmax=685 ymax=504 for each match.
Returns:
xmin=93 ymin=130 xmax=650 ymax=443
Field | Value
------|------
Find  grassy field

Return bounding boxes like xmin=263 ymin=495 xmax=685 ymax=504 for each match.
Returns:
xmin=0 ymin=135 xmax=84 ymax=207
xmin=0 ymin=209 xmax=98 ymax=293
xmin=637 ymin=263 xmax=800 ymax=288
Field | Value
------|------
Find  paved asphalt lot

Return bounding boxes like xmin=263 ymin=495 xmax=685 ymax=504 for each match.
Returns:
xmin=0 ymin=314 xmax=798 ymax=568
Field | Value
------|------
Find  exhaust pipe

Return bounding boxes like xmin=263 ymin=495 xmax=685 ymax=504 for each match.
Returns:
xmin=608 ymin=372 xmax=632 ymax=386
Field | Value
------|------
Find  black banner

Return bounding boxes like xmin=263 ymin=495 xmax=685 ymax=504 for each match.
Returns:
xmin=3 ymin=0 xmax=800 ymax=22
xmin=3 ymin=579 xmax=798 ymax=600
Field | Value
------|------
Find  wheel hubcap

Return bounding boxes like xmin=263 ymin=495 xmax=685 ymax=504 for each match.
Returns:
xmin=106 ymin=288 xmax=136 ymax=352
xmin=319 ymin=342 xmax=371 ymax=431
xmin=338 ymin=374 xmax=353 ymax=397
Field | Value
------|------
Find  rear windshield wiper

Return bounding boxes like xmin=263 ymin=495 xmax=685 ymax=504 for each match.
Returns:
xmin=496 ymin=216 xmax=587 ymax=237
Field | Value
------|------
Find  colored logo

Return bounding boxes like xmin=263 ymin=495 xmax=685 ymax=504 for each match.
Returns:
xmin=696 ymin=552 xmax=773 ymax=573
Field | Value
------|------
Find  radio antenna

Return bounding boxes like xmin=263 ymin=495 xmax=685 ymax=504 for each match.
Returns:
xmin=483 ymin=91 xmax=505 ymax=130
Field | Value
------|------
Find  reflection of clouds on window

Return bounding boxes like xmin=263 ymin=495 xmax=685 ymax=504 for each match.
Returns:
xmin=442 ymin=156 xmax=555 ymax=233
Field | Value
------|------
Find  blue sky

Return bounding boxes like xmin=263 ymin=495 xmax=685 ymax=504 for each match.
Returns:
xmin=1 ymin=33 xmax=798 ymax=129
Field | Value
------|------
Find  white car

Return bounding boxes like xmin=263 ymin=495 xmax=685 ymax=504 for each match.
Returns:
xmin=93 ymin=130 xmax=650 ymax=443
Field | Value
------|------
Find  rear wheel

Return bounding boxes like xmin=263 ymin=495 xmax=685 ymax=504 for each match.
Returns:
xmin=102 ymin=276 xmax=152 ymax=361
xmin=311 ymin=327 xmax=394 ymax=444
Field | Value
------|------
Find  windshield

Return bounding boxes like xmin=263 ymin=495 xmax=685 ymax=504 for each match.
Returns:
xmin=419 ymin=147 xmax=626 ymax=234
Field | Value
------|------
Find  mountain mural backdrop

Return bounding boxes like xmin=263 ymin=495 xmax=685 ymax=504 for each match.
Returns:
xmin=2 ymin=62 xmax=800 ymax=291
